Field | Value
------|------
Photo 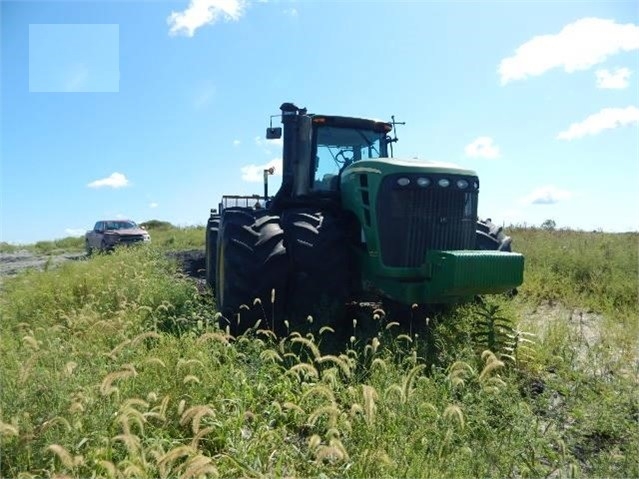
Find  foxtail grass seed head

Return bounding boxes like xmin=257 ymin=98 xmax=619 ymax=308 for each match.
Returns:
xmin=443 ymin=404 xmax=465 ymax=430
xmin=0 ymin=421 xmax=19 ymax=438
xmin=308 ymin=434 xmax=322 ymax=450
xmin=271 ymin=288 xmax=276 ymax=303
xmin=47 ymin=444 xmax=75 ymax=469
xmin=307 ymin=315 xmax=313 ymax=324
xmin=183 ymin=374 xmax=201 ymax=385
xmin=371 ymin=337 xmax=380 ymax=353
xmin=64 ymin=361 xmax=77 ymax=376
xmin=253 ymin=297 xmax=262 ymax=306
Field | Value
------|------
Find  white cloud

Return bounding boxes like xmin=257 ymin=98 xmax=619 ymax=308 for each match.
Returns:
xmin=87 ymin=172 xmax=130 ymax=189
xmin=255 ymin=135 xmax=283 ymax=154
xmin=241 ymin=158 xmax=282 ymax=182
xmin=168 ymin=0 xmax=246 ymax=37
xmin=595 ymin=67 xmax=631 ymax=89
xmin=557 ymin=106 xmax=639 ymax=140
xmin=233 ymin=139 xmax=241 ymax=146
xmin=283 ymin=8 xmax=298 ymax=17
xmin=499 ymin=18 xmax=639 ymax=84
xmin=521 ymin=185 xmax=572 ymax=205
xmin=64 ymin=228 xmax=86 ymax=237
xmin=464 ymin=137 xmax=501 ymax=159
xmin=149 ymin=202 xmax=158 ymax=208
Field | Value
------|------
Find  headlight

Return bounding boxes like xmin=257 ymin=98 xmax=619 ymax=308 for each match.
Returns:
xmin=416 ymin=177 xmax=430 ymax=187
xmin=438 ymin=178 xmax=450 ymax=187
xmin=473 ymin=181 xmax=479 ymax=190
xmin=397 ymin=177 xmax=410 ymax=186
xmin=456 ymin=179 xmax=469 ymax=189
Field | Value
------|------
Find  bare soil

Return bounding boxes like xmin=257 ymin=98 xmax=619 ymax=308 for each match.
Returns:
xmin=0 ymin=251 xmax=87 ymax=278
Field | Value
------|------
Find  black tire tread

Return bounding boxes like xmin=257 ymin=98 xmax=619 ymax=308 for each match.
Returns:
xmin=281 ymin=208 xmax=351 ymax=331
xmin=217 ymin=211 xmax=287 ymax=335
xmin=476 ymin=218 xmax=512 ymax=251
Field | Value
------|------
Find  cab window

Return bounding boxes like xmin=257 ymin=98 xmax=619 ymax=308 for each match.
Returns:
xmin=313 ymin=126 xmax=386 ymax=191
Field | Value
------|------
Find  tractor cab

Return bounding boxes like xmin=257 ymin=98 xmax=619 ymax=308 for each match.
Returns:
xmin=267 ymin=103 xmax=393 ymax=203
xmin=311 ymin=116 xmax=391 ymax=192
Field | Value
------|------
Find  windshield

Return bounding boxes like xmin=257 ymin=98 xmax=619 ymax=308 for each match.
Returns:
xmin=313 ymin=126 xmax=387 ymax=191
xmin=105 ymin=220 xmax=137 ymax=230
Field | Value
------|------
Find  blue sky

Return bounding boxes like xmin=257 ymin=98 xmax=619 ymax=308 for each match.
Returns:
xmin=1 ymin=0 xmax=638 ymax=244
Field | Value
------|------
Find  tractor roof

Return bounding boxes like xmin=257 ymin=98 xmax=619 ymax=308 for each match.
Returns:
xmin=311 ymin=114 xmax=392 ymax=134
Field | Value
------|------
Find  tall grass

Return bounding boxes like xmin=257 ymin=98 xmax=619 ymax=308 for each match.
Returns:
xmin=1 ymin=229 xmax=637 ymax=478
xmin=511 ymin=227 xmax=637 ymax=320
xmin=0 ymin=237 xmax=85 ymax=254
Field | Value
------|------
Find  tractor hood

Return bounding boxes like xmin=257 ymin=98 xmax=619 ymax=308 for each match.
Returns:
xmin=342 ymin=158 xmax=477 ymax=179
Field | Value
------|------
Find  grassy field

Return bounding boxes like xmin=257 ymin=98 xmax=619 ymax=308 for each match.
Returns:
xmin=0 ymin=222 xmax=205 ymax=255
xmin=1 ymin=226 xmax=637 ymax=478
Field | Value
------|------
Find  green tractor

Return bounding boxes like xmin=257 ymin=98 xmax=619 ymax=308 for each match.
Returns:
xmin=206 ymin=103 xmax=523 ymax=334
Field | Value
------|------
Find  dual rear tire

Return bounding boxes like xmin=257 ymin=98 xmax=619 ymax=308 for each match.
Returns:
xmin=215 ymin=208 xmax=350 ymax=336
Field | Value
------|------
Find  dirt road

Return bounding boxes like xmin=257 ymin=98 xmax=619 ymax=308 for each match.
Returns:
xmin=0 ymin=249 xmax=206 ymax=280
xmin=0 ymin=251 xmax=87 ymax=278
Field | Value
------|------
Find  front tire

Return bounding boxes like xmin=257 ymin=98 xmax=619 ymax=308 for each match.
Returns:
xmin=476 ymin=219 xmax=512 ymax=251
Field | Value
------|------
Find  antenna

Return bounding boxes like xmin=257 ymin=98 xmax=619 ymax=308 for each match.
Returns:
xmin=388 ymin=115 xmax=405 ymax=158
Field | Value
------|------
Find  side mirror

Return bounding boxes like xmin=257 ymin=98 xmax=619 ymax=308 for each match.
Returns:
xmin=266 ymin=127 xmax=282 ymax=139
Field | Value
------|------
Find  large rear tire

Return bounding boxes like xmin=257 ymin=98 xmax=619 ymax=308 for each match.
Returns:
xmin=281 ymin=209 xmax=351 ymax=335
xmin=476 ymin=218 xmax=512 ymax=251
xmin=216 ymin=212 xmax=287 ymax=336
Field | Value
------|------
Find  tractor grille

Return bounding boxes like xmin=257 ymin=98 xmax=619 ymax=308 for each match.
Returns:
xmin=376 ymin=174 xmax=478 ymax=267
